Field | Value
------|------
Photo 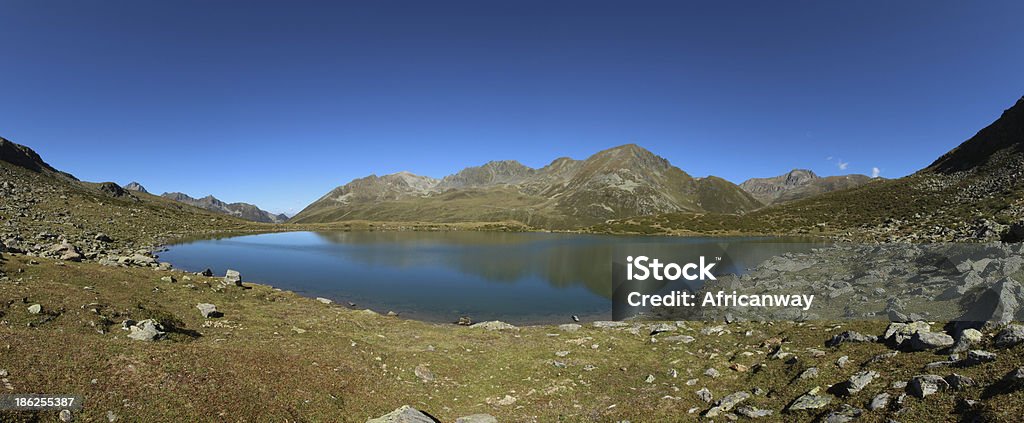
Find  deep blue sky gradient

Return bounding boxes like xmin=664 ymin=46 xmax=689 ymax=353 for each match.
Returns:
xmin=2 ymin=1 xmax=1023 ymax=214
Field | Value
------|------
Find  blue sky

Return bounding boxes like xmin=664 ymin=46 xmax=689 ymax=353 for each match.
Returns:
xmin=2 ymin=1 xmax=1023 ymax=214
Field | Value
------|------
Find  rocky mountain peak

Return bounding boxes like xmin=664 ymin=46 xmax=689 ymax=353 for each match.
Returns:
xmin=782 ymin=169 xmax=819 ymax=185
xmin=123 ymin=182 xmax=148 ymax=193
xmin=0 ymin=136 xmax=77 ymax=179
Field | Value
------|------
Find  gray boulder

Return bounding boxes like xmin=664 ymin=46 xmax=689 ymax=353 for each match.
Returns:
xmin=454 ymin=415 xmax=496 ymax=423
xmin=126 ymin=319 xmax=165 ymax=342
xmin=366 ymin=405 xmax=437 ymax=423
xmin=907 ymin=331 xmax=955 ymax=351
xmin=470 ymin=321 xmax=517 ymax=331
xmin=995 ymin=324 xmax=1024 ymax=348
xmin=908 ymin=374 xmax=949 ymax=398
xmin=196 ymin=303 xmax=221 ymax=318
xmin=223 ymin=269 xmax=242 ymax=287
xmin=786 ymin=386 xmax=831 ymax=412
xmin=704 ymin=391 xmax=750 ymax=417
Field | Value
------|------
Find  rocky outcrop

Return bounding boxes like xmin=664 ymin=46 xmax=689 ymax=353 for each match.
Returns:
xmin=740 ymin=169 xmax=873 ymax=205
xmin=160 ymin=192 xmax=286 ymax=223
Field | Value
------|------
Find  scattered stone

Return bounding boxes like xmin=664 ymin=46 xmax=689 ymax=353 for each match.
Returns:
xmin=704 ymin=368 xmax=721 ymax=378
xmin=908 ymin=374 xmax=949 ymax=398
xmin=963 ymin=350 xmax=997 ymax=367
xmin=94 ymin=233 xmax=112 ymax=242
xmin=696 ymin=388 xmax=713 ymax=403
xmin=884 ymin=321 xmax=931 ymax=347
xmin=704 ymin=391 xmax=750 ymax=418
xmin=663 ymin=335 xmax=695 ymax=343
xmin=907 ymin=331 xmax=955 ymax=351
xmin=160 ymin=276 xmax=176 ymax=283
xmin=469 ymin=321 xmax=516 ymax=331
xmin=495 ymin=395 xmax=516 ymax=406
xmin=945 ymin=373 xmax=976 ymax=390
xmin=786 ymin=386 xmax=832 ymax=412
xmin=592 ymin=321 xmax=628 ymax=329
xmin=126 ymin=319 xmax=165 ymax=342
xmin=366 ymin=405 xmax=437 ymax=423
xmin=27 ymin=304 xmax=41 ymax=314
xmin=316 ymin=297 xmax=333 ymax=304
xmin=200 ymin=268 xmax=213 ymax=277
xmin=729 ymin=363 xmax=748 ymax=372
xmin=995 ymin=324 xmax=1024 ymax=348
xmin=836 ymin=356 xmax=849 ymax=369
xmin=223 ymin=269 xmax=242 ymax=287
xmin=868 ymin=392 xmax=890 ymax=411
xmin=59 ymin=409 xmax=72 ymax=422
xmin=196 ymin=303 xmax=221 ymax=318
xmin=456 ymin=316 xmax=472 ymax=326
xmin=736 ymin=406 xmax=772 ymax=418
xmin=649 ymin=322 xmax=676 ymax=335
xmin=826 ymin=331 xmax=877 ymax=347
xmin=455 ymin=415 xmax=496 ymax=423
xmin=555 ymin=351 xmax=570 ymax=358
xmin=820 ymin=404 xmax=863 ymax=423
xmin=644 ymin=374 xmax=655 ymax=383
xmin=835 ymin=370 xmax=878 ymax=396
xmin=414 ymin=364 xmax=435 ymax=382
xmin=799 ymin=367 xmax=819 ymax=379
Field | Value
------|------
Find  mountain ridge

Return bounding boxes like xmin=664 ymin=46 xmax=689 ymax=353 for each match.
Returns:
xmin=291 ymin=144 xmax=763 ymax=227
xmin=160 ymin=192 xmax=288 ymax=224
xmin=739 ymin=169 xmax=874 ymax=205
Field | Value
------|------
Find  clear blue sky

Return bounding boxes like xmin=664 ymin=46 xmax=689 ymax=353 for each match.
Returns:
xmin=2 ymin=1 xmax=1023 ymax=214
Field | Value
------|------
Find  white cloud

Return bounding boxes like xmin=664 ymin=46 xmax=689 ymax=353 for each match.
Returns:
xmin=837 ymin=160 xmax=849 ymax=170
xmin=871 ymin=167 xmax=881 ymax=178
xmin=825 ymin=156 xmax=833 ymax=161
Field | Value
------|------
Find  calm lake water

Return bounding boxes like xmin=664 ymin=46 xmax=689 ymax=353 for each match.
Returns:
xmin=159 ymin=231 xmax=820 ymax=324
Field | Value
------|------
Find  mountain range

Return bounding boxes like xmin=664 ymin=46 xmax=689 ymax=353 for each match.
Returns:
xmin=290 ymin=144 xmax=768 ymax=228
xmin=739 ymin=169 xmax=874 ymax=205
xmin=159 ymin=191 xmax=288 ymax=224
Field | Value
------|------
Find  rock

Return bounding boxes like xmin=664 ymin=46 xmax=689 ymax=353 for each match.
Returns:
xmin=736 ymin=406 xmax=772 ymax=418
xmin=799 ymin=367 xmax=819 ymax=379
xmin=27 ymin=304 xmax=41 ymax=314
xmin=945 ymin=373 xmax=976 ymax=390
xmin=963 ymin=350 xmax=997 ymax=366
xmin=908 ymin=374 xmax=949 ymax=398
xmin=962 ymin=328 xmax=984 ymax=343
xmin=826 ymin=331 xmax=877 ymax=347
xmin=907 ymin=331 xmax=955 ymax=351
xmin=836 ymin=356 xmax=849 ymax=369
xmin=786 ymin=386 xmax=831 ymax=412
xmin=201 ymin=268 xmax=214 ymax=277
xmin=868 ymin=392 xmax=890 ymax=410
xmin=593 ymin=321 xmax=628 ymax=329
xmin=106 ymin=410 xmax=118 ymax=422
xmin=696 ymin=388 xmax=713 ymax=403
xmin=223 ymin=269 xmax=242 ymax=287
xmin=558 ymin=324 xmax=581 ymax=332
xmin=454 ymin=415 xmax=496 ymax=423
xmin=59 ymin=409 xmax=72 ymax=422
xmin=956 ymin=277 xmax=1022 ymax=323
xmin=196 ymin=303 xmax=221 ymax=318
xmin=365 ymin=405 xmax=437 ymax=423
xmin=470 ymin=321 xmax=517 ymax=331
xmin=729 ymin=363 xmax=748 ymax=372
xmin=649 ymin=322 xmax=676 ymax=335
xmin=995 ymin=324 xmax=1024 ymax=348
xmin=456 ymin=316 xmax=472 ymax=326
xmin=126 ymin=319 xmax=165 ymax=342
xmin=663 ymin=335 xmax=695 ymax=343
xmin=883 ymin=321 xmax=931 ymax=347
xmin=704 ymin=391 xmax=750 ymax=417
xmin=836 ymin=370 xmax=878 ymax=396
xmin=644 ymin=374 xmax=655 ymax=383
xmin=495 ymin=395 xmax=516 ymax=406
xmin=820 ymin=404 xmax=863 ymax=423
xmin=704 ymin=368 xmax=721 ymax=378
xmin=316 ymin=297 xmax=333 ymax=304
xmin=94 ymin=233 xmax=112 ymax=242
xmin=160 ymin=276 xmax=176 ymax=283
xmin=414 ymin=364 xmax=435 ymax=382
